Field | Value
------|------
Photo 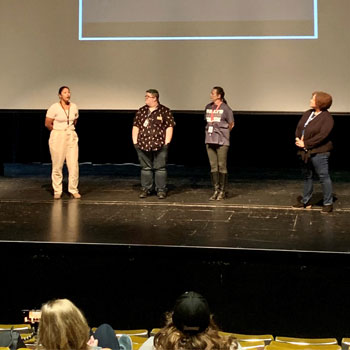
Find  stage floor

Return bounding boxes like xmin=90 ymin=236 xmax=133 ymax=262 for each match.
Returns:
xmin=1 ymin=163 xmax=350 ymax=254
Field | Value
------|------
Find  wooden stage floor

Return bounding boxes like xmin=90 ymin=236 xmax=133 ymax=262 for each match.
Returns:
xmin=1 ymin=163 xmax=350 ymax=254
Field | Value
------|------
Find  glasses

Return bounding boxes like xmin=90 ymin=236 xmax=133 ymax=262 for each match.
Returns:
xmin=145 ymin=95 xmax=155 ymax=99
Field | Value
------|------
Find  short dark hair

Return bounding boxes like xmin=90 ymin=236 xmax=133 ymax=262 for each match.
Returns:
xmin=146 ymin=89 xmax=159 ymax=101
xmin=58 ymin=86 xmax=70 ymax=95
xmin=313 ymin=91 xmax=332 ymax=111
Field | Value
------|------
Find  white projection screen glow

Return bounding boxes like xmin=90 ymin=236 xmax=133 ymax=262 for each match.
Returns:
xmin=80 ymin=0 xmax=317 ymax=40
xmin=0 ymin=0 xmax=349 ymax=111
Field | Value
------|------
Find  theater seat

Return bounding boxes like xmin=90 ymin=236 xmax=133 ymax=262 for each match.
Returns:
xmin=129 ymin=335 xmax=148 ymax=350
xmin=341 ymin=338 xmax=350 ymax=350
xmin=220 ymin=332 xmax=274 ymax=345
xmin=275 ymin=336 xmax=338 ymax=346
xmin=238 ymin=340 xmax=265 ymax=349
xmin=150 ymin=328 xmax=160 ymax=336
xmin=266 ymin=340 xmax=341 ymax=350
xmin=0 ymin=325 xmax=32 ymax=332
xmin=115 ymin=329 xmax=148 ymax=338
xmin=0 ymin=325 xmax=35 ymax=346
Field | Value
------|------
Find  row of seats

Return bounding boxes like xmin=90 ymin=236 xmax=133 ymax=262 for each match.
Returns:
xmin=1 ymin=324 xmax=349 ymax=350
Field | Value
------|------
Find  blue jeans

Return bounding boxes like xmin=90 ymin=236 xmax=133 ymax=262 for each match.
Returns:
xmin=302 ymin=152 xmax=333 ymax=206
xmin=136 ymin=145 xmax=168 ymax=192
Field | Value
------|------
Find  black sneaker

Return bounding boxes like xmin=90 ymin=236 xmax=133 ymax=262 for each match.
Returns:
xmin=157 ymin=191 xmax=167 ymax=199
xmin=321 ymin=204 xmax=333 ymax=213
xmin=293 ymin=201 xmax=312 ymax=209
xmin=139 ymin=189 xmax=150 ymax=198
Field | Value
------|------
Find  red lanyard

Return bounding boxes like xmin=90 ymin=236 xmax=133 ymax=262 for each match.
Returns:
xmin=210 ymin=102 xmax=222 ymax=122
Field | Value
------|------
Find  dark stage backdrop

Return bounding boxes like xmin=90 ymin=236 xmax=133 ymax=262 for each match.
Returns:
xmin=0 ymin=110 xmax=349 ymax=171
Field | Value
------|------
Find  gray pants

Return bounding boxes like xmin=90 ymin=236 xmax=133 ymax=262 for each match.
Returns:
xmin=136 ymin=145 xmax=168 ymax=192
xmin=206 ymin=144 xmax=229 ymax=173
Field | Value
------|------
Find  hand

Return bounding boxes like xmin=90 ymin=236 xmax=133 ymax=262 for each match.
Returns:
xmin=295 ymin=136 xmax=305 ymax=148
xmin=87 ymin=336 xmax=98 ymax=347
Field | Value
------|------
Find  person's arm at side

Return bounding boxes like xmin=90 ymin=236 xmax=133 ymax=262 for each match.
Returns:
xmin=165 ymin=127 xmax=173 ymax=145
xmin=45 ymin=117 xmax=54 ymax=131
xmin=74 ymin=111 xmax=79 ymax=127
xmin=132 ymin=126 xmax=139 ymax=145
xmin=73 ymin=105 xmax=79 ymax=127
xmin=227 ymin=108 xmax=234 ymax=131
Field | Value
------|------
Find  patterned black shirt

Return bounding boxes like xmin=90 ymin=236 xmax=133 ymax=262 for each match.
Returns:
xmin=133 ymin=104 xmax=175 ymax=151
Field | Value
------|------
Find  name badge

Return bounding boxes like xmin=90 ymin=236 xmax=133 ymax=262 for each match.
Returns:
xmin=208 ymin=126 xmax=213 ymax=134
xmin=143 ymin=119 xmax=149 ymax=127
xmin=157 ymin=115 xmax=163 ymax=121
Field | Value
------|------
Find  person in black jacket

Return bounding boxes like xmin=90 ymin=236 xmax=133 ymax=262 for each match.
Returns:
xmin=294 ymin=91 xmax=334 ymax=213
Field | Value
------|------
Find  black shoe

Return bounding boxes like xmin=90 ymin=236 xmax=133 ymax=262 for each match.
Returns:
xmin=139 ymin=189 xmax=150 ymax=198
xmin=157 ymin=191 xmax=166 ymax=199
xmin=293 ymin=201 xmax=312 ymax=209
xmin=321 ymin=204 xmax=333 ymax=213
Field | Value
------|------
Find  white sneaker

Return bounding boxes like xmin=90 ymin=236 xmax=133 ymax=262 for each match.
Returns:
xmin=71 ymin=192 xmax=81 ymax=199
xmin=54 ymin=193 xmax=62 ymax=200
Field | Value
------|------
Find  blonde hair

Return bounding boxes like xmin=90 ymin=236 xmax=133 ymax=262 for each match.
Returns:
xmin=37 ymin=299 xmax=90 ymax=350
xmin=154 ymin=312 xmax=238 ymax=350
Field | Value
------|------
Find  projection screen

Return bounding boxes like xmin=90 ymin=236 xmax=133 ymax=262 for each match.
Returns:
xmin=0 ymin=0 xmax=349 ymax=112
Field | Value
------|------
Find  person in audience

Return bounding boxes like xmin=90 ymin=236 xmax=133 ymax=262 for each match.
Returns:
xmin=132 ymin=89 xmax=175 ymax=199
xmin=139 ymin=291 xmax=240 ymax=350
xmin=294 ymin=91 xmax=334 ymax=213
xmin=45 ymin=86 xmax=81 ymax=199
xmin=37 ymin=298 xmax=124 ymax=350
xmin=204 ymin=87 xmax=235 ymax=201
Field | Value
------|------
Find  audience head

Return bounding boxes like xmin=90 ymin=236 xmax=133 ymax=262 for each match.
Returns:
xmin=154 ymin=291 xmax=237 ymax=350
xmin=37 ymin=298 xmax=90 ymax=350
xmin=172 ymin=291 xmax=210 ymax=334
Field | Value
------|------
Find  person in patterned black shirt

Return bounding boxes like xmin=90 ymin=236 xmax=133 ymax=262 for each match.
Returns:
xmin=132 ymin=89 xmax=175 ymax=199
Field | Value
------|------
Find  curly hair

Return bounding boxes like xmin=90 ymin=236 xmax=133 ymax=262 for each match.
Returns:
xmin=154 ymin=312 xmax=238 ymax=350
xmin=37 ymin=299 xmax=90 ymax=350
